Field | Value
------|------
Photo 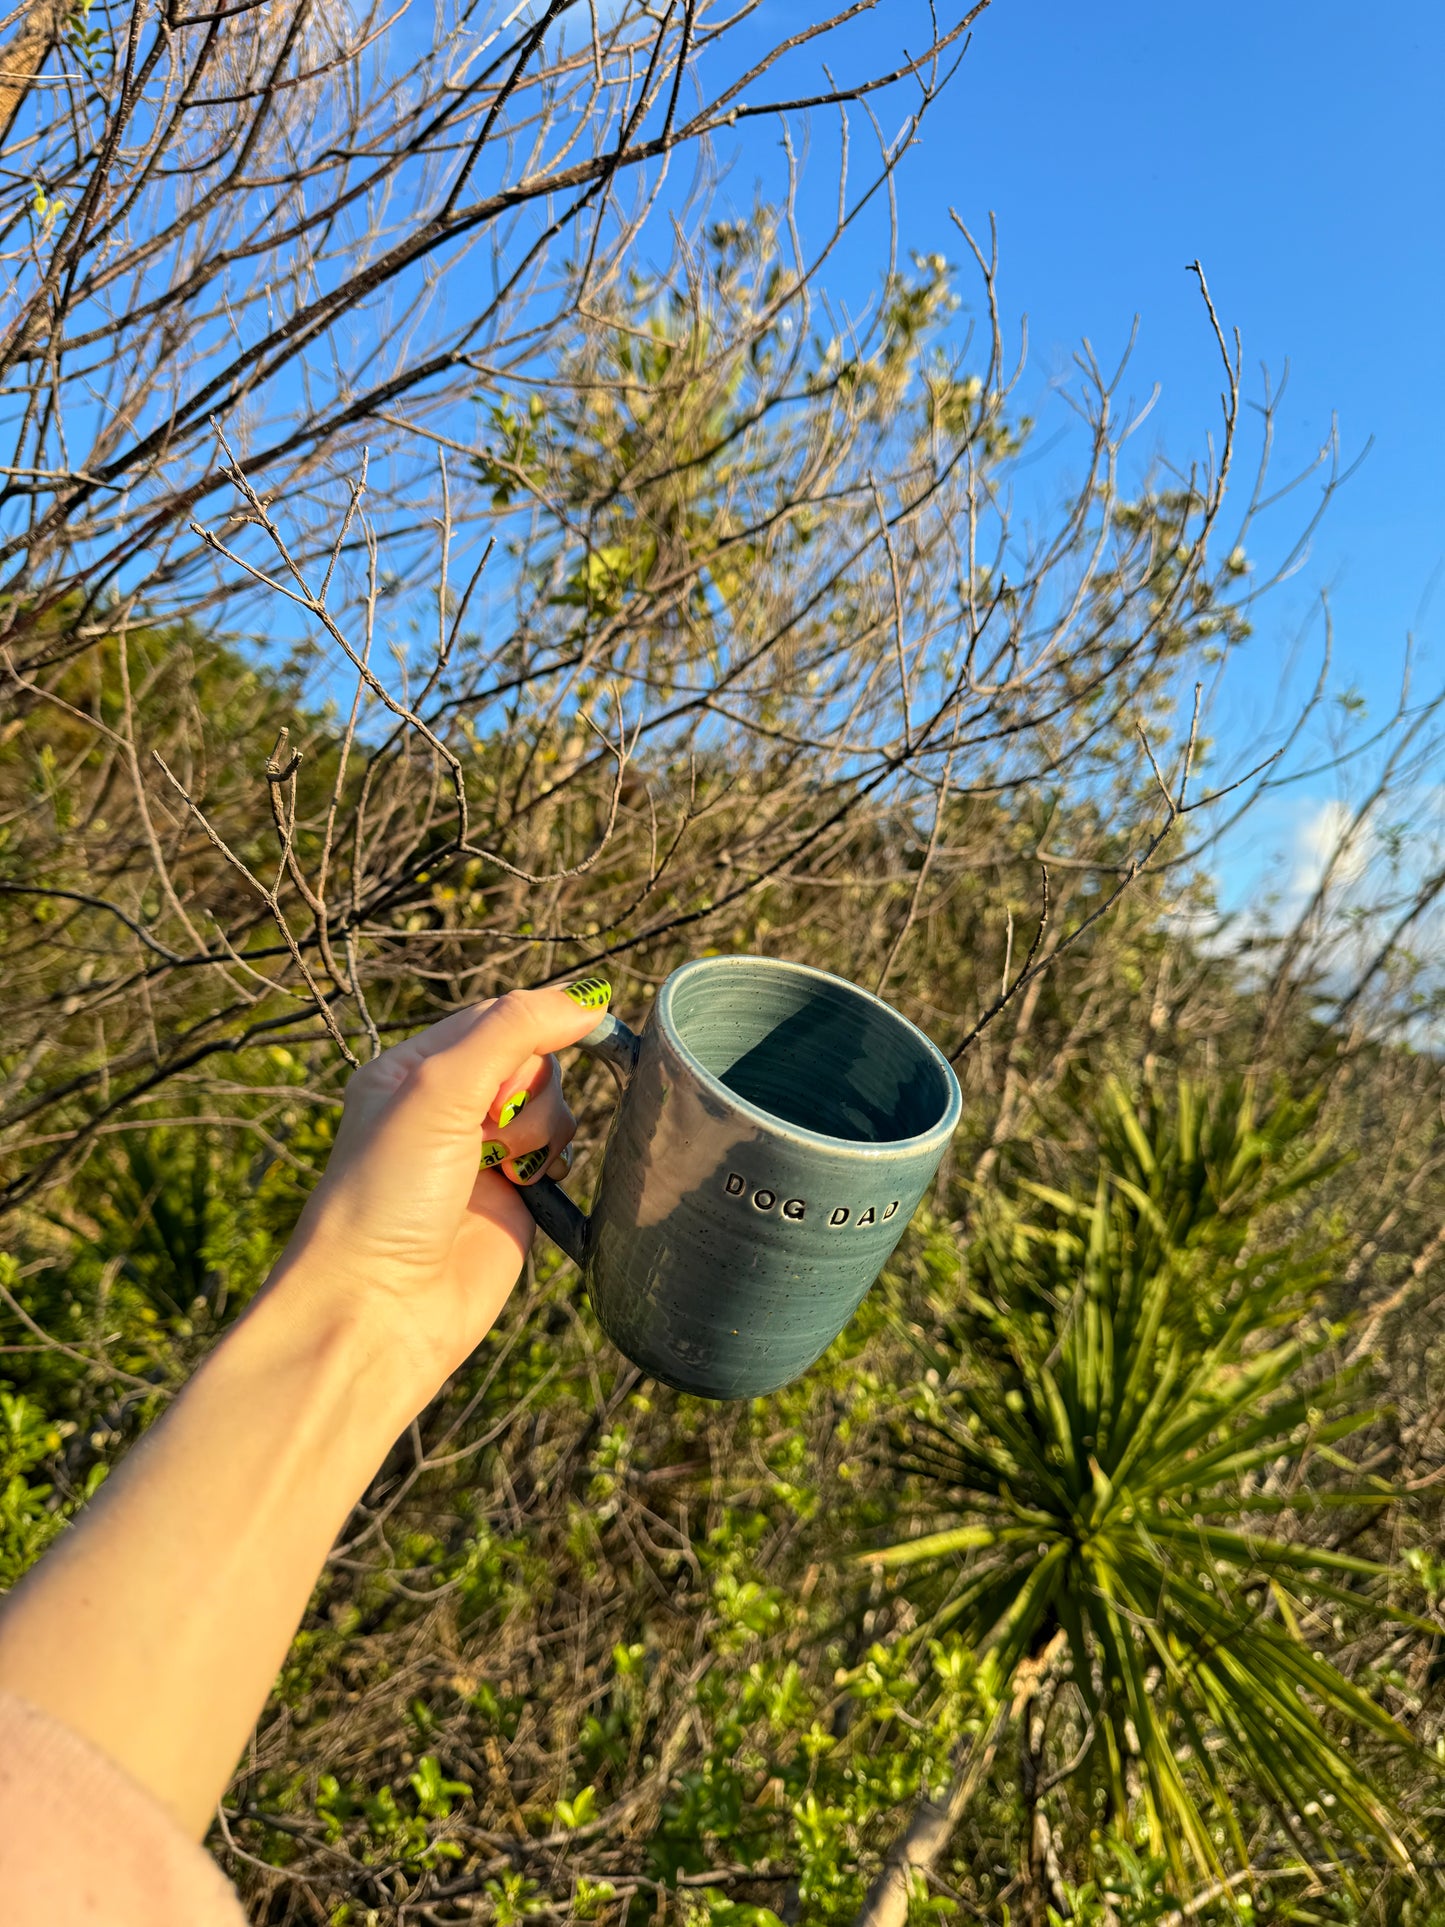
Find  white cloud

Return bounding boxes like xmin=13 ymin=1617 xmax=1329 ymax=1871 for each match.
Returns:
xmin=1290 ymin=796 xmax=1373 ymax=897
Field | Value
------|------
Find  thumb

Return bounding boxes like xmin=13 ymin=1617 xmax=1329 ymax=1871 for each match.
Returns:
xmin=404 ymin=976 xmax=614 ymax=1123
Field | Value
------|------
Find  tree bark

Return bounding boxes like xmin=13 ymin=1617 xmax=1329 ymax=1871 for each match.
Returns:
xmin=0 ymin=0 xmax=67 ymax=148
xmin=852 ymin=1635 xmax=1066 ymax=1927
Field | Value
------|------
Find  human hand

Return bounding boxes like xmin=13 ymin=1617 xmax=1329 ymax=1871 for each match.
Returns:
xmin=276 ymin=978 xmax=612 ymax=1390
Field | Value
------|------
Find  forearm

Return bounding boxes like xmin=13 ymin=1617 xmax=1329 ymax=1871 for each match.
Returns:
xmin=0 ymin=985 xmax=597 ymax=1843
xmin=0 ymin=1262 xmax=433 ymax=1838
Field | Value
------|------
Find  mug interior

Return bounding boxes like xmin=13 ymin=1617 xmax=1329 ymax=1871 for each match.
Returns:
xmin=666 ymin=963 xmax=953 ymax=1144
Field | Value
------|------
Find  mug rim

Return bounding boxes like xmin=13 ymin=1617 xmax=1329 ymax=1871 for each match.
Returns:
xmin=654 ymin=954 xmax=963 ymax=1158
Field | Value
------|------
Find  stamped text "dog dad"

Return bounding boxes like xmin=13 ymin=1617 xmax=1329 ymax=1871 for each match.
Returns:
xmin=723 ymin=1173 xmax=900 ymax=1228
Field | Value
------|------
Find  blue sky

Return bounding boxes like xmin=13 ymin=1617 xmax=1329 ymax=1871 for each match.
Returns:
xmin=280 ymin=0 xmax=1442 ymax=931
xmin=698 ymin=0 xmax=1445 ymax=917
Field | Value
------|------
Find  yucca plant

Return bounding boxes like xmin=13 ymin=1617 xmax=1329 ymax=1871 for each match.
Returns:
xmin=865 ymin=1077 xmax=1429 ymax=1897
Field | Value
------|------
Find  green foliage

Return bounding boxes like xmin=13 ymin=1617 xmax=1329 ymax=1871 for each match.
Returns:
xmin=0 ymin=1378 xmax=105 ymax=1587
xmin=870 ymin=1077 xmax=1425 ymax=1887
xmin=683 ymin=1901 xmax=786 ymax=1927
xmin=483 ymin=1871 xmax=546 ymax=1920
xmin=408 ymin=1753 xmax=472 ymax=1819
xmin=50 ymin=1126 xmax=278 ymax=1326
xmin=572 ymin=1875 xmax=619 ymax=1920
xmin=313 ymin=1754 xmax=470 ymax=1868
xmin=63 ymin=0 xmax=108 ymax=71
xmin=1053 ymin=1841 xmax=1183 ymax=1927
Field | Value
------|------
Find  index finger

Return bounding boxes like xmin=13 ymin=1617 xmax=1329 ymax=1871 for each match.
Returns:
xmin=409 ymin=977 xmax=612 ymax=1121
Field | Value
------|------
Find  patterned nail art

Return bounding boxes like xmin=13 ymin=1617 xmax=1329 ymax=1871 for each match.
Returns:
xmin=498 ymin=1088 xmax=529 ymax=1128
xmin=479 ymin=1141 xmax=509 ymax=1170
xmin=511 ymin=1146 xmax=549 ymax=1183
xmin=564 ymin=974 xmax=612 ymax=1010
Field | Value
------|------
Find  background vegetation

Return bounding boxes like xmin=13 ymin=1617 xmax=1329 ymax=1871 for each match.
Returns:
xmin=4 ymin=3 xmax=1445 ymax=1924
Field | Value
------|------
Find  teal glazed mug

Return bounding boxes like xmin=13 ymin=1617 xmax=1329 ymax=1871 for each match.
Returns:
xmin=521 ymin=956 xmax=962 ymax=1399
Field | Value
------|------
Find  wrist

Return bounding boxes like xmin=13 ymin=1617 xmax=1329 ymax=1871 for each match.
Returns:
xmin=251 ymin=1244 xmax=444 ymax=1439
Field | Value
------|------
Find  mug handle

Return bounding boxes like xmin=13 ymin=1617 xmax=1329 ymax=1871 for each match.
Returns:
xmin=518 ymin=1008 xmax=641 ymax=1268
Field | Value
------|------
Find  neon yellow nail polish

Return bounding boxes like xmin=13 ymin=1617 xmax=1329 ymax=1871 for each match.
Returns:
xmin=564 ymin=975 xmax=611 ymax=1011
xmin=512 ymin=1146 xmax=549 ymax=1182
xmin=479 ymin=1140 xmax=509 ymax=1170
xmin=498 ymin=1088 xmax=529 ymax=1128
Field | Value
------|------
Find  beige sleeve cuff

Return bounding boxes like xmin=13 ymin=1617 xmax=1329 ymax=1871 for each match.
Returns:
xmin=0 ymin=1690 xmax=248 ymax=1925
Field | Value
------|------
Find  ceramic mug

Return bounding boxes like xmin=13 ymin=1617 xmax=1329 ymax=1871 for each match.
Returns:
xmin=520 ymin=955 xmax=962 ymax=1400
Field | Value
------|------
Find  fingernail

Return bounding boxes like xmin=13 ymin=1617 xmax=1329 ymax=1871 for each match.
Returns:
xmin=564 ymin=974 xmax=611 ymax=1011
xmin=479 ymin=1140 xmax=509 ymax=1170
xmin=498 ymin=1088 xmax=529 ymax=1127
xmin=511 ymin=1146 xmax=549 ymax=1183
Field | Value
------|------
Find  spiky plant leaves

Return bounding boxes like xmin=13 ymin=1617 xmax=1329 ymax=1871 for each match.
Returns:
xmin=864 ymin=1077 xmax=1426 ymax=1891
